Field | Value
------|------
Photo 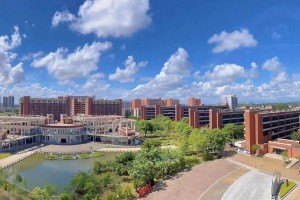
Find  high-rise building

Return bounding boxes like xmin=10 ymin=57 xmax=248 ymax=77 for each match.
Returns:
xmin=3 ymin=96 xmax=14 ymax=108
xmin=131 ymin=99 xmax=142 ymax=109
xmin=122 ymin=101 xmax=132 ymax=117
xmin=20 ymin=96 xmax=122 ymax=120
xmin=221 ymin=95 xmax=238 ymax=110
xmin=188 ymin=98 xmax=201 ymax=106
xmin=141 ymin=98 xmax=165 ymax=107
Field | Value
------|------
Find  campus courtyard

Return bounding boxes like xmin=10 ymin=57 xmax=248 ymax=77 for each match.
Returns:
xmin=144 ymin=153 xmax=300 ymax=200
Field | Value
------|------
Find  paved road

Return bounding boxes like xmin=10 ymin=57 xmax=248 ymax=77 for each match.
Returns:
xmin=221 ymin=170 xmax=273 ymax=200
xmin=145 ymin=159 xmax=241 ymax=200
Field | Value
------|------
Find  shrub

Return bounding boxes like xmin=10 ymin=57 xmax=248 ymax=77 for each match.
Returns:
xmin=45 ymin=154 xmax=57 ymax=160
xmin=62 ymin=155 xmax=74 ymax=160
xmin=78 ymin=154 xmax=89 ymax=159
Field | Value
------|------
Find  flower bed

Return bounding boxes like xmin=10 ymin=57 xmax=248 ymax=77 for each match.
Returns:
xmin=62 ymin=155 xmax=74 ymax=160
xmin=45 ymin=154 xmax=58 ymax=160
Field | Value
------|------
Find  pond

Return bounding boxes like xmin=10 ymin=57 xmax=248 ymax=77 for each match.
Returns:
xmin=5 ymin=152 xmax=123 ymax=193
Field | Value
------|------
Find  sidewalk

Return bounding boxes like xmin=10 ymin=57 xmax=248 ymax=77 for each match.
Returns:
xmin=0 ymin=151 xmax=36 ymax=169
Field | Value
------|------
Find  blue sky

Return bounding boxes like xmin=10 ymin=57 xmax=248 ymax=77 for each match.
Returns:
xmin=1 ymin=0 xmax=300 ymax=104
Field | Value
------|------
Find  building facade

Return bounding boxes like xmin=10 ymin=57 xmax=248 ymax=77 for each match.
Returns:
xmin=0 ymin=114 xmax=138 ymax=150
xmin=209 ymin=109 xmax=244 ymax=129
xmin=221 ymin=95 xmax=238 ymax=110
xmin=188 ymin=98 xmax=201 ymax=106
xmin=243 ymin=109 xmax=300 ymax=158
xmin=164 ymin=98 xmax=180 ymax=106
xmin=3 ymin=96 xmax=14 ymax=108
xmin=20 ymin=96 xmax=122 ymax=120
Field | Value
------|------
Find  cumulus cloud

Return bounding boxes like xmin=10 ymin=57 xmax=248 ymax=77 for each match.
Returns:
xmin=31 ymin=42 xmax=112 ymax=84
xmin=0 ymin=26 xmax=25 ymax=84
xmin=208 ymin=28 xmax=257 ymax=53
xmin=262 ymin=56 xmax=287 ymax=83
xmin=109 ymin=56 xmax=147 ymax=83
xmin=52 ymin=10 xmax=76 ymax=27
xmin=52 ymin=0 xmax=151 ymax=38
xmin=125 ymin=48 xmax=190 ymax=98
xmin=203 ymin=63 xmax=257 ymax=86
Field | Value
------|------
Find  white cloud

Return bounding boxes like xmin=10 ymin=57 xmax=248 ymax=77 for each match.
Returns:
xmin=52 ymin=10 xmax=76 ymax=27
xmin=0 ymin=26 xmax=25 ymax=84
xmin=262 ymin=56 xmax=282 ymax=72
xmin=53 ymin=0 xmax=151 ymax=38
xmin=109 ymin=56 xmax=147 ymax=83
xmin=125 ymin=48 xmax=190 ymax=98
xmin=31 ymin=42 xmax=112 ymax=84
xmin=208 ymin=28 xmax=257 ymax=53
xmin=262 ymin=56 xmax=287 ymax=83
xmin=203 ymin=63 xmax=257 ymax=86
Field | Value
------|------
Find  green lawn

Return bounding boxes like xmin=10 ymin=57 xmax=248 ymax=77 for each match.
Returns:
xmin=0 ymin=153 xmax=11 ymax=159
xmin=279 ymin=181 xmax=296 ymax=198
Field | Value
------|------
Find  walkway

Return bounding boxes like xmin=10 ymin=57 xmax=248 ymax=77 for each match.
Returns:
xmin=145 ymin=159 xmax=242 ymax=200
xmin=221 ymin=170 xmax=273 ymax=200
xmin=0 ymin=150 xmax=36 ymax=169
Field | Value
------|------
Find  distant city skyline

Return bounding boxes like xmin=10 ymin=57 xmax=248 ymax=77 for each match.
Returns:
xmin=1 ymin=1 xmax=300 ymax=103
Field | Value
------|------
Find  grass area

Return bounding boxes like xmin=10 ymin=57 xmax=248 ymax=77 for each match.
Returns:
xmin=0 ymin=153 xmax=11 ymax=159
xmin=279 ymin=180 xmax=296 ymax=198
xmin=62 ymin=155 xmax=74 ymax=160
xmin=92 ymin=152 xmax=104 ymax=157
xmin=78 ymin=153 xmax=89 ymax=159
xmin=45 ymin=154 xmax=58 ymax=160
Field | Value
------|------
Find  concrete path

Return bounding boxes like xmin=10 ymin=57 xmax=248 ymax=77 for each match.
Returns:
xmin=221 ymin=170 xmax=273 ymax=200
xmin=199 ymin=168 xmax=249 ymax=200
xmin=0 ymin=151 xmax=36 ymax=169
xmin=144 ymin=159 xmax=241 ymax=200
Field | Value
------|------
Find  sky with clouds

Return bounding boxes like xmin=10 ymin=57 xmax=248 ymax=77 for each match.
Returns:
xmin=1 ymin=0 xmax=300 ymax=104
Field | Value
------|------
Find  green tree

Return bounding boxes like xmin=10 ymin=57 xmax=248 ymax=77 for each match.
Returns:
xmin=291 ymin=132 xmax=300 ymax=141
xmin=251 ymin=144 xmax=261 ymax=155
xmin=141 ymin=139 xmax=162 ymax=150
xmin=222 ymin=124 xmax=244 ymax=143
xmin=188 ymin=128 xmax=208 ymax=155
xmin=102 ymin=172 xmax=112 ymax=187
xmin=60 ymin=193 xmax=71 ymax=200
xmin=31 ymin=187 xmax=50 ymax=200
xmin=137 ymin=120 xmax=154 ymax=135
xmin=93 ymin=161 xmax=105 ymax=174
xmin=205 ymin=129 xmax=227 ymax=157
xmin=44 ymin=184 xmax=57 ymax=196
xmin=114 ymin=152 xmax=135 ymax=175
xmin=180 ymin=117 xmax=189 ymax=124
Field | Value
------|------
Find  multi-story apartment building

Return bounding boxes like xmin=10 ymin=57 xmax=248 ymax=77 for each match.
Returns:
xmin=209 ymin=109 xmax=245 ymax=129
xmin=3 ymin=96 xmax=14 ymax=108
xmin=164 ymin=98 xmax=180 ymax=107
xmin=20 ymin=96 xmax=122 ymax=120
xmin=244 ymin=109 xmax=300 ymax=158
xmin=188 ymin=98 xmax=201 ymax=106
xmin=221 ymin=95 xmax=238 ymax=111
xmin=138 ymin=104 xmax=231 ymax=128
xmin=141 ymin=98 xmax=165 ymax=107
xmin=131 ymin=99 xmax=142 ymax=109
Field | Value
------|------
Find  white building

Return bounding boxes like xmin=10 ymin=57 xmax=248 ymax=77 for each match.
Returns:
xmin=221 ymin=95 xmax=238 ymax=111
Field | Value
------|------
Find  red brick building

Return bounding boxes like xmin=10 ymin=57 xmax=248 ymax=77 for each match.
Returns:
xmin=209 ymin=109 xmax=244 ymax=129
xmin=20 ymin=96 xmax=122 ymax=120
xmin=188 ymin=98 xmax=201 ymax=106
xmin=244 ymin=109 xmax=300 ymax=158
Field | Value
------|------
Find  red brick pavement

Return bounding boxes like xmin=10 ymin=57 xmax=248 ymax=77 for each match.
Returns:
xmin=144 ymin=159 xmax=241 ymax=200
